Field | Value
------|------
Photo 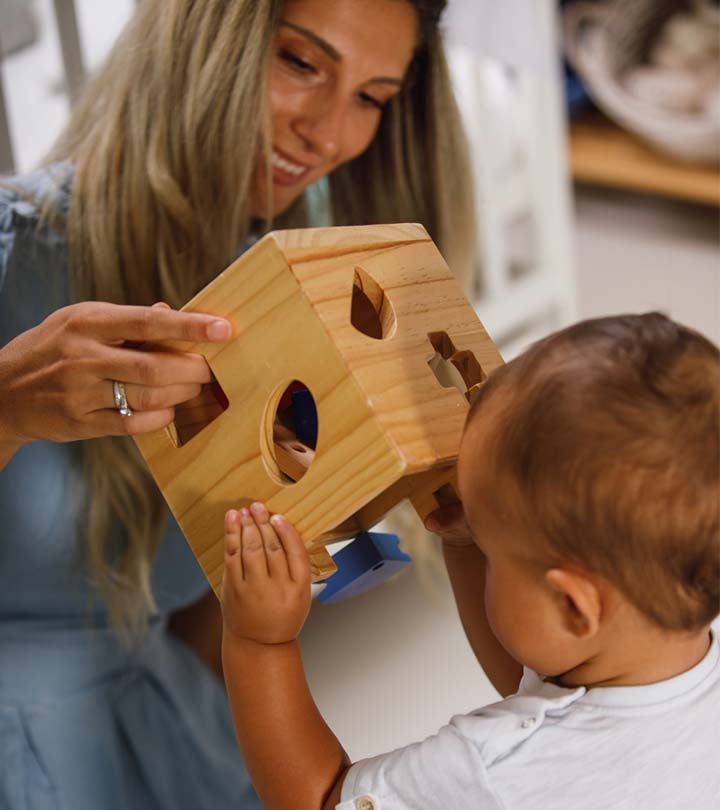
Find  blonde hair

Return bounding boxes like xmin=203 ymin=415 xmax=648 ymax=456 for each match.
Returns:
xmin=38 ymin=0 xmax=475 ymax=637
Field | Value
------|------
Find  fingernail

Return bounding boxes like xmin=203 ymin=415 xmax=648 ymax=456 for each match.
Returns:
xmin=270 ymin=514 xmax=283 ymax=526
xmin=425 ymin=518 xmax=439 ymax=531
xmin=207 ymin=320 xmax=232 ymax=341
xmin=250 ymin=502 xmax=265 ymax=515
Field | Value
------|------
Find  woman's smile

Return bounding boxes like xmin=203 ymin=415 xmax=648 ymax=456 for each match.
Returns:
xmin=270 ymin=146 xmax=313 ymax=185
xmin=248 ymin=0 xmax=418 ymax=216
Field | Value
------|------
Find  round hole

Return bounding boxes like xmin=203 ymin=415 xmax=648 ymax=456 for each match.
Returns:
xmin=262 ymin=380 xmax=318 ymax=486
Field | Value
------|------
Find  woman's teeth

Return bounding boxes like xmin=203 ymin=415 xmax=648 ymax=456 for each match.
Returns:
xmin=272 ymin=151 xmax=305 ymax=176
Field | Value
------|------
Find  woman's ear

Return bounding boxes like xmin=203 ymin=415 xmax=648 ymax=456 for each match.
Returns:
xmin=545 ymin=567 xmax=602 ymax=640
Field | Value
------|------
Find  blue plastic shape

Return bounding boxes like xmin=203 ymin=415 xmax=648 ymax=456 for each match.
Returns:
xmin=291 ymin=389 xmax=318 ymax=449
xmin=318 ymin=531 xmax=412 ymax=604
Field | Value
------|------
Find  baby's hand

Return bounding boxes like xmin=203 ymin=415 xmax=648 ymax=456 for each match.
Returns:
xmin=221 ymin=503 xmax=311 ymax=645
xmin=425 ymin=502 xmax=475 ymax=548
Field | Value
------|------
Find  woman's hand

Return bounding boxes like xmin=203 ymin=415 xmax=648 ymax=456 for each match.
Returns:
xmin=0 ymin=301 xmax=232 ymax=449
xmin=221 ymin=503 xmax=311 ymax=645
xmin=425 ymin=501 xmax=475 ymax=549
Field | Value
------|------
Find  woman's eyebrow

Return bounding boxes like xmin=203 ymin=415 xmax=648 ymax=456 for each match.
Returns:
xmin=278 ymin=21 xmax=405 ymax=87
xmin=279 ymin=21 xmax=341 ymax=62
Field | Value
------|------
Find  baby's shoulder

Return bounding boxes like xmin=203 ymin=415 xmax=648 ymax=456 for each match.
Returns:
xmin=450 ymin=678 xmax=584 ymax=767
xmin=468 ymin=657 xmax=720 ymax=809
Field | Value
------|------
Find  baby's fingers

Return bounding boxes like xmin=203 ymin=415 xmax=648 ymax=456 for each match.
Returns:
xmin=239 ymin=508 xmax=268 ymax=580
xmin=222 ymin=510 xmax=243 ymax=603
xmin=269 ymin=514 xmax=310 ymax=583
xmin=225 ymin=510 xmax=241 ymax=556
xmin=251 ymin=502 xmax=290 ymax=580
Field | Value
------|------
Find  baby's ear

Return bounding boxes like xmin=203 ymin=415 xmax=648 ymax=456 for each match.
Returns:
xmin=545 ymin=567 xmax=602 ymax=640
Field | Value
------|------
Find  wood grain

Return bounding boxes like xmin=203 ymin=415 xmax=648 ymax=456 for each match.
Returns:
xmin=134 ymin=224 xmax=502 ymax=595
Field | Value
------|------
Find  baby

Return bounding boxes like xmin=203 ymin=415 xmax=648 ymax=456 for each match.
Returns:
xmin=220 ymin=312 xmax=720 ymax=810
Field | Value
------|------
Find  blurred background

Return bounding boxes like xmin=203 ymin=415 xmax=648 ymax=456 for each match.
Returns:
xmin=1 ymin=0 xmax=717 ymax=760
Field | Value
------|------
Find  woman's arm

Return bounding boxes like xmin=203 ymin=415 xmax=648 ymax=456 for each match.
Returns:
xmin=0 ymin=430 xmax=23 ymax=472
xmin=0 ymin=444 xmax=22 ymax=472
xmin=426 ymin=504 xmax=523 ymax=697
xmin=0 ymin=339 xmax=24 ymax=471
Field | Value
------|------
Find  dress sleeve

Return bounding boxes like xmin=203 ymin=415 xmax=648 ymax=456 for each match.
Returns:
xmin=0 ymin=166 xmax=70 ymax=299
xmin=336 ymin=723 xmax=505 ymax=810
xmin=0 ymin=193 xmax=14 ymax=295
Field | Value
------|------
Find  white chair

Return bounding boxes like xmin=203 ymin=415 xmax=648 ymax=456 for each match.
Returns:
xmin=446 ymin=0 xmax=578 ymax=358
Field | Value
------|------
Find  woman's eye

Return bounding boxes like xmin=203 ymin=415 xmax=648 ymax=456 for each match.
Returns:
xmin=279 ymin=49 xmax=316 ymax=74
xmin=358 ymin=92 xmax=385 ymax=111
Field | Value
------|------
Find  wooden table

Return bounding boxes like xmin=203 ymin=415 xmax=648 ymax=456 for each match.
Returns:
xmin=569 ymin=113 xmax=720 ymax=207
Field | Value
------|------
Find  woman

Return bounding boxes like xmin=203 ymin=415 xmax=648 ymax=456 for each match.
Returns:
xmin=0 ymin=0 xmax=474 ymax=807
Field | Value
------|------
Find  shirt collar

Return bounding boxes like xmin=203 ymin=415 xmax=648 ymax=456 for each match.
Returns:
xmin=520 ymin=629 xmax=719 ymax=710
xmin=581 ymin=629 xmax=718 ymax=708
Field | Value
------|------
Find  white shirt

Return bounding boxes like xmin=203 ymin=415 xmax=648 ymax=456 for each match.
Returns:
xmin=338 ymin=632 xmax=720 ymax=810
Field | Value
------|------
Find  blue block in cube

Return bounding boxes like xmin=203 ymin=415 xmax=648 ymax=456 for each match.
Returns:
xmin=318 ymin=531 xmax=411 ymax=604
xmin=291 ymin=389 xmax=318 ymax=449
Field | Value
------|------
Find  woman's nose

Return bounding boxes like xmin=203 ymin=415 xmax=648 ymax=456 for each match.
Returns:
xmin=293 ymin=93 xmax=345 ymax=162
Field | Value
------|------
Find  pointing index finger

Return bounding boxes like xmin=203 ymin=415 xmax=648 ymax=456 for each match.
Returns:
xmin=90 ymin=304 xmax=233 ymax=344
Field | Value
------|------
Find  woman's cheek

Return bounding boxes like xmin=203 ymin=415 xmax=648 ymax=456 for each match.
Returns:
xmin=342 ymin=110 xmax=382 ymax=162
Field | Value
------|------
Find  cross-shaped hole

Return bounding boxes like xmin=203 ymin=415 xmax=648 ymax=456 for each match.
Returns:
xmin=427 ymin=331 xmax=486 ymax=403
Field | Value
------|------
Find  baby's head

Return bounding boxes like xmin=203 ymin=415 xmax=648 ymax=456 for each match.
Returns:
xmin=457 ymin=313 xmax=719 ymax=681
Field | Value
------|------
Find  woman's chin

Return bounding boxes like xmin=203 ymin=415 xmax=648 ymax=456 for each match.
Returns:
xmin=247 ymin=180 xmax=309 ymax=219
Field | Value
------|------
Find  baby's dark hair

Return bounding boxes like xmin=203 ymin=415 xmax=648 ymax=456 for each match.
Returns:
xmin=467 ymin=313 xmax=720 ymax=632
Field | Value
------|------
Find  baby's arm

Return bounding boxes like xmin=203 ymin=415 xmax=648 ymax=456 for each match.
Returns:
xmin=221 ymin=504 xmax=349 ymax=810
xmin=426 ymin=504 xmax=523 ymax=697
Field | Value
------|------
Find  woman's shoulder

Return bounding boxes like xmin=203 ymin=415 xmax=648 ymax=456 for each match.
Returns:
xmin=0 ymin=163 xmax=72 ymax=289
xmin=0 ymin=162 xmax=73 ymax=234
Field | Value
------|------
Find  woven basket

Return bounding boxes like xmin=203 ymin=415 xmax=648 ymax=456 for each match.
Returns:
xmin=564 ymin=0 xmax=719 ymax=165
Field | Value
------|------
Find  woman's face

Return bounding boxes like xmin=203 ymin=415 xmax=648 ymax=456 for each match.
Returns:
xmin=249 ymin=0 xmax=419 ymax=217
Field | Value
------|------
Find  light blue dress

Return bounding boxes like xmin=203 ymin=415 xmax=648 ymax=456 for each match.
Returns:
xmin=0 ymin=165 xmax=261 ymax=810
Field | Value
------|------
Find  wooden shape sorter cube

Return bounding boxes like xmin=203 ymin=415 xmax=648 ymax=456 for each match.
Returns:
xmin=134 ymin=223 xmax=503 ymax=595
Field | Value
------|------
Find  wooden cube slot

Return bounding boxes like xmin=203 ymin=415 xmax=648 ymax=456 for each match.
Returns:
xmin=134 ymin=224 xmax=503 ymax=594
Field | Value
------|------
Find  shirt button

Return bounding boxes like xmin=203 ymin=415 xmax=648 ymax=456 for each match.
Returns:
xmin=521 ymin=717 xmax=537 ymax=729
xmin=355 ymin=798 xmax=376 ymax=810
